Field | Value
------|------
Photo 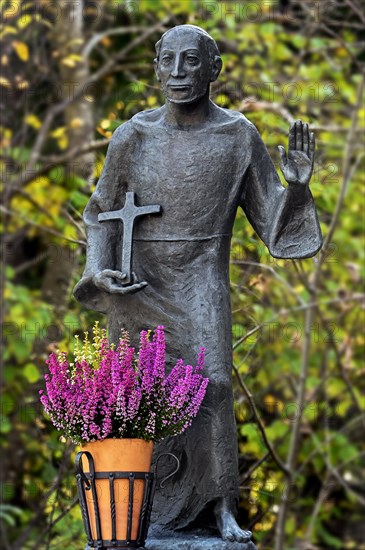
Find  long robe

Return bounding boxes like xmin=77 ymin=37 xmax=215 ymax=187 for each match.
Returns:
xmin=74 ymin=105 xmax=322 ymax=530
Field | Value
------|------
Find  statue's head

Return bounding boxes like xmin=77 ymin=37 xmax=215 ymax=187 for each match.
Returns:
xmin=154 ymin=25 xmax=222 ymax=105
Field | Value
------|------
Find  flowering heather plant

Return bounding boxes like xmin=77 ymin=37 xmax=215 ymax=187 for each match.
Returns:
xmin=40 ymin=323 xmax=209 ymax=445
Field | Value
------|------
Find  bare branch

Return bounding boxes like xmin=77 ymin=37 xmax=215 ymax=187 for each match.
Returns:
xmin=0 ymin=205 xmax=86 ymax=246
xmin=274 ymin=74 xmax=364 ymax=550
xmin=239 ymin=100 xmax=294 ymax=124
xmin=232 ymin=287 xmax=364 ymax=353
xmin=316 ymin=75 xmax=365 ymax=275
xmin=232 ymin=363 xmax=290 ymax=476
xmin=345 ymin=0 xmax=365 ymax=23
xmin=29 ymin=497 xmax=78 ymax=550
xmin=231 ymin=260 xmax=305 ymax=306
xmin=310 ymin=431 xmax=365 ymax=506
xmin=82 ymin=26 xmax=150 ymax=58
xmin=297 ymin=414 xmax=365 ymax=475
xmin=7 ymin=139 xmax=110 ymax=194
xmin=16 ymin=17 xmax=172 ymax=186
xmin=13 ymin=443 xmax=74 ymax=548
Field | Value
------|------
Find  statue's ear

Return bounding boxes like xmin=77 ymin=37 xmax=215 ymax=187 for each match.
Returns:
xmin=210 ymin=56 xmax=222 ymax=82
xmin=153 ymin=58 xmax=160 ymax=81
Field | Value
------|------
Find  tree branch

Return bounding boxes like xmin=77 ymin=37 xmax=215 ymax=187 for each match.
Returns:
xmin=274 ymin=73 xmax=364 ymax=550
xmin=232 ymin=363 xmax=290 ymax=476
xmin=13 ymin=17 xmax=172 ymax=188
xmin=7 ymin=139 xmax=110 ymax=194
xmin=82 ymin=26 xmax=150 ymax=58
xmin=0 ymin=205 xmax=86 ymax=246
xmin=29 ymin=497 xmax=78 ymax=550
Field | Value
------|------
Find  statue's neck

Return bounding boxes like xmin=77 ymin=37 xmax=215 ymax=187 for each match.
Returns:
xmin=164 ymin=94 xmax=212 ymax=128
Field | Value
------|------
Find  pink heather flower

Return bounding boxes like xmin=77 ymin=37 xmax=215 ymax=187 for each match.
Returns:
xmin=196 ymin=347 xmax=206 ymax=372
xmin=145 ymin=411 xmax=156 ymax=438
xmin=40 ymin=325 xmax=209 ymax=444
xmin=152 ymin=326 xmax=166 ymax=380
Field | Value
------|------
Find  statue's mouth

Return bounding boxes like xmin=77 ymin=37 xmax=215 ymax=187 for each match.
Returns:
xmin=168 ymin=85 xmax=191 ymax=91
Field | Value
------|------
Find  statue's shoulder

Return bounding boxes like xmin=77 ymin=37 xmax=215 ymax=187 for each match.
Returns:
xmin=110 ymin=108 xmax=164 ymax=142
xmin=109 ymin=118 xmax=137 ymax=148
xmin=211 ymin=104 xmax=257 ymax=134
xmin=130 ymin=107 xmax=165 ymax=130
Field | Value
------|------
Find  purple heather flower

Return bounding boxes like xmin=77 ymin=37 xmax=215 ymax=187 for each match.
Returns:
xmin=40 ymin=326 xmax=209 ymax=444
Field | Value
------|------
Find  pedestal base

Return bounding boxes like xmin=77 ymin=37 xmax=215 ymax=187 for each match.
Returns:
xmin=145 ymin=528 xmax=258 ymax=550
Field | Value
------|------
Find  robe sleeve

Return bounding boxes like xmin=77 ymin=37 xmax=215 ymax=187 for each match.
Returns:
xmin=73 ymin=120 xmax=137 ymax=311
xmin=239 ymin=124 xmax=322 ymax=259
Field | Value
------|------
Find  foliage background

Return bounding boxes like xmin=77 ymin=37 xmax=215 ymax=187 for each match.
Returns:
xmin=1 ymin=1 xmax=364 ymax=549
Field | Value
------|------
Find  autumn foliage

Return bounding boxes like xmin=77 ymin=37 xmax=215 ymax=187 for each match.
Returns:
xmin=1 ymin=1 xmax=364 ymax=549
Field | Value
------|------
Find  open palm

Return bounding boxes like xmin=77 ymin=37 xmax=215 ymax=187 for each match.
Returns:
xmin=278 ymin=120 xmax=315 ymax=186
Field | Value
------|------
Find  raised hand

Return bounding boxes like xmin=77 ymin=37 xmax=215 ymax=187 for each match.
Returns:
xmin=278 ymin=120 xmax=315 ymax=186
xmin=93 ymin=269 xmax=147 ymax=294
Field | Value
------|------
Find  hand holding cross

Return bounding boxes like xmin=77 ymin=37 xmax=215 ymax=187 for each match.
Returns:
xmin=92 ymin=192 xmax=161 ymax=295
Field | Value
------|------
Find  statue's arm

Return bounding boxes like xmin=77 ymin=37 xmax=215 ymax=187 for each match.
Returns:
xmin=240 ymin=122 xmax=322 ymax=259
xmin=74 ymin=121 xmax=144 ymax=311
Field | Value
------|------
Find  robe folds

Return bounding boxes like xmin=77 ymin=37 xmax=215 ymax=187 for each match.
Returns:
xmin=74 ymin=106 xmax=322 ymax=530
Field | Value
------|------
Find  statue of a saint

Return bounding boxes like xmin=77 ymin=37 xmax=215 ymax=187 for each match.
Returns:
xmin=74 ymin=25 xmax=322 ymax=544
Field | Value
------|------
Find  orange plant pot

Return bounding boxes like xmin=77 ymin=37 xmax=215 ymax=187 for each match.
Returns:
xmin=80 ymin=438 xmax=154 ymax=545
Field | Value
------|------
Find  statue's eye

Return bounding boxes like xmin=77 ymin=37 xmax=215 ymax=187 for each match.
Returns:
xmin=161 ymin=56 xmax=172 ymax=65
xmin=186 ymin=56 xmax=199 ymax=65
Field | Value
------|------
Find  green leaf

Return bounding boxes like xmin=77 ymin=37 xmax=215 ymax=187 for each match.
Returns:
xmin=317 ymin=521 xmax=343 ymax=549
xmin=0 ymin=418 xmax=11 ymax=434
xmin=23 ymin=363 xmax=40 ymax=383
xmin=69 ymin=190 xmax=88 ymax=209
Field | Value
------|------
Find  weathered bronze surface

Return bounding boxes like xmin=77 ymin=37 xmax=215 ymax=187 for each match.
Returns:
xmin=74 ymin=25 xmax=322 ymax=545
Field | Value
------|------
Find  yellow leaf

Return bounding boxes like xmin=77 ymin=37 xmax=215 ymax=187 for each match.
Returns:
xmin=50 ymin=127 xmax=69 ymax=149
xmin=18 ymin=15 xmax=32 ymax=29
xmin=69 ymin=54 xmax=82 ymax=62
xmin=0 ymin=26 xmax=17 ymax=38
xmin=2 ymin=9 xmax=18 ymax=20
xmin=4 ymin=286 xmax=12 ymax=299
xmin=58 ymin=135 xmax=69 ymax=150
xmin=17 ymin=80 xmax=29 ymax=90
xmin=93 ymin=158 xmax=104 ymax=179
xmin=64 ymin=224 xmax=77 ymax=240
xmin=28 ymin=176 xmax=49 ymax=187
xmin=51 ymin=127 xmax=66 ymax=138
xmin=25 ymin=114 xmax=42 ymax=130
xmin=2 ymin=55 xmax=8 ymax=66
xmin=61 ymin=54 xmax=82 ymax=69
xmin=0 ymin=77 xmax=11 ymax=88
xmin=100 ymin=119 xmax=110 ymax=129
xmin=13 ymin=41 xmax=29 ymax=62
xmin=96 ymin=126 xmax=111 ymax=138
xmin=101 ymin=37 xmax=112 ymax=47
xmin=70 ymin=118 xmax=84 ymax=129
xmin=0 ymin=127 xmax=12 ymax=140
xmin=147 ymin=96 xmax=157 ymax=107
xmin=61 ymin=57 xmax=76 ymax=68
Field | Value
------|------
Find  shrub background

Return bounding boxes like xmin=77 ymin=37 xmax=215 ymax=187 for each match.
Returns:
xmin=1 ymin=1 xmax=364 ymax=549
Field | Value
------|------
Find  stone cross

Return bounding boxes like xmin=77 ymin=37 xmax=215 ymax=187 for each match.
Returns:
xmin=98 ymin=191 xmax=161 ymax=284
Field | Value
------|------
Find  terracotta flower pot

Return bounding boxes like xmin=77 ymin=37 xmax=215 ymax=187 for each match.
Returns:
xmin=77 ymin=438 xmax=154 ymax=547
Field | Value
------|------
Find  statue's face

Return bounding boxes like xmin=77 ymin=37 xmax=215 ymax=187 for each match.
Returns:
xmin=155 ymin=29 xmax=219 ymax=105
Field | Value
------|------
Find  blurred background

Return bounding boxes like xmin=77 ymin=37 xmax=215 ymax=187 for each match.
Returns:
xmin=1 ymin=1 xmax=364 ymax=548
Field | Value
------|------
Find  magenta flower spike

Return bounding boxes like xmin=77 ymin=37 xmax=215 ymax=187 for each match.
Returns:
xmin=40 ymin=324 xmax=209 ymax=444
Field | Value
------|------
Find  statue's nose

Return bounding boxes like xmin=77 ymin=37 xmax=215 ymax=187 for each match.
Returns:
xmin=170 ymin=54 xmax=186 ymax=78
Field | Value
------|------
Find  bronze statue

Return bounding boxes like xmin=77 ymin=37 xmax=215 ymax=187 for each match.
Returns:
xmin=74 ymin=25 xmax=322 ymax=546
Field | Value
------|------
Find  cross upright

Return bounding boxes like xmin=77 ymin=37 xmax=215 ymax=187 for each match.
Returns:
xmin=98 ymin=192 xmax=161 ymax=285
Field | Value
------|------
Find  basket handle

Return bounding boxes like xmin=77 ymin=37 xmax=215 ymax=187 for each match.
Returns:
xmin=154 ymin=452 xmax=180 ymax=489
xmin=75 ymin=451 xmax=95 ymax=490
